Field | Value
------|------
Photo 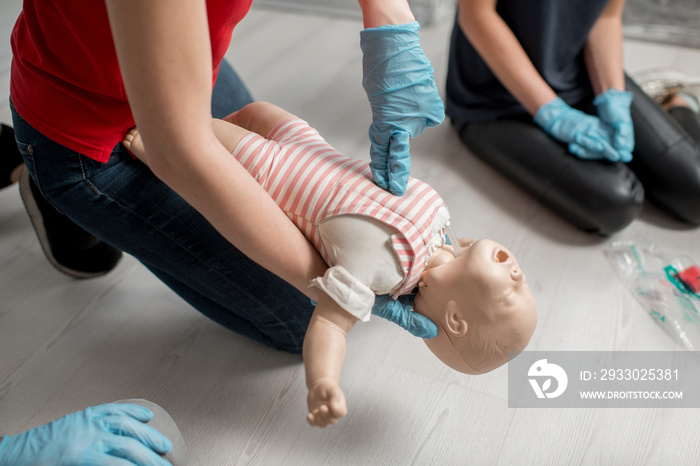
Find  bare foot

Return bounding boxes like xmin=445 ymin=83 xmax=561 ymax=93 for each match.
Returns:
xmin=661 ymin=91 xmax=690 ymax=111
xmin=306 ymin=378 xmax=347 ymax=428
xmin=122 ymin=127 xmax=147 ymax=162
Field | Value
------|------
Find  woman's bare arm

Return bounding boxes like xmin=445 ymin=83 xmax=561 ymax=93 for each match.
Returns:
xmin=105 ymin=0 xmax=326 ymax=300
xmin=357 ymin=0 xmax=415 ymax=28
xmin=583 ymin=0 xmax=627 ymax=95
xmin=457 ymin=0 xmax=557 ymax=115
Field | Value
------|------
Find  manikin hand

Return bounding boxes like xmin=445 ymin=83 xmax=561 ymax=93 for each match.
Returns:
xmin=593 ymin=89 xmax=635 ymax=162
xmin=372 ymin=294 xmax=438 ymax=339
xmin=361 ymin=21 xmax=445 ymax=196
xmin=0 ymin=403 xmax=173 ymax=466
xmin=534 ymin=97 xmax=622 ymax=162
xmin=307 ymin=378 xmax=348 ymax=428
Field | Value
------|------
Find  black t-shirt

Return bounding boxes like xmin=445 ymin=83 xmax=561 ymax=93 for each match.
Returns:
xmin=445 ymin=0 xmax=610 ymax=123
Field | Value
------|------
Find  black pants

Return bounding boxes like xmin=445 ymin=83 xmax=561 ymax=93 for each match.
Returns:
xmin=453 ymin=75 xmax=700 ymax=235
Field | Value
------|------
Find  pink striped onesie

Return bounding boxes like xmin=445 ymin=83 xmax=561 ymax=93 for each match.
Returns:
xmin=232 ymin=119 xmax=450 ymax=321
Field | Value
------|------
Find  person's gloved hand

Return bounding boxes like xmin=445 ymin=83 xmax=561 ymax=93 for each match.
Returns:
xmin=372 ymin=294 xmax=438 ymax=339
xmin=534 ymin=97 xmax=621 ymax=161
xmin=593 ymin=88 xmax=635 ymax=162
xmin=360 ymin=21 xmax=445 ymax=196
xmin=0 ymin=403 xmax=173 ymax=466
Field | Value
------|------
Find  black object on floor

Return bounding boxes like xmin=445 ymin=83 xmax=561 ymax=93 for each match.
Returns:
xmin=19 ymin=168 xmax=123 ymax=278
xmin=0 ymin=124 xmax=25 ymax=190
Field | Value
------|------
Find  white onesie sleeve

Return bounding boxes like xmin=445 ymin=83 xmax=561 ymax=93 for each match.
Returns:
xmin=311 ymin=214 xmax=403 ymax=321
xmin=311 ymin=266 xmax=376 ymax=322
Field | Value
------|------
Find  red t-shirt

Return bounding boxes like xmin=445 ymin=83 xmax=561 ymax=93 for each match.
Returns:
xmin=10 ymin=0 xmax=253 ymax=162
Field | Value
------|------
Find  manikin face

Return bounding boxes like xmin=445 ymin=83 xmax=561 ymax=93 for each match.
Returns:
xmin=420 ymin=238 xmax=530 ymax=309
xmin=414 ymin=238 xmax=537 ymax=374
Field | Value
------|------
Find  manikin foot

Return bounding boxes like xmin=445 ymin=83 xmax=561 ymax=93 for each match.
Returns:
xmin=122 ymin=127 xmax=146 ymax=161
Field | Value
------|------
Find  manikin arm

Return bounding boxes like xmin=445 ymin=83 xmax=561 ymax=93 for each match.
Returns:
xmin=457 ymin=0 xmax=556 ymax=114
xmin=303 ymin=293 xmax=358 ymax=427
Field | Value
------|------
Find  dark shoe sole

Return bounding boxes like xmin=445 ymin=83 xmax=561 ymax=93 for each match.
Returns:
xmin=0 ymin=124 xmax=25 ymax=190
xmin=19 ymin=167 xmax=122 ymax=278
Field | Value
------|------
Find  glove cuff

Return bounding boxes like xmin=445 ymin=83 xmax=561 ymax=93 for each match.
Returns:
xmin=0 ymin=432 xmax=25 ymax=464
xmin=533 ymin=97 xmax=567 ymax=131
xmin=593 ymin=88 xmax=633 ymax=109
xmin=360 ymin=20 xmax=420 ymax=38
xmin=360 ymin=21 xmax=420 ymax=57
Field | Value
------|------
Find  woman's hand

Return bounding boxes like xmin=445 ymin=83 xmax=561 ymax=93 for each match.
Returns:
xmin=594 ymin=89 xmax=634 ymax=162
xmin=372 ymin=294 xmax=438 ymax=338
xmin=360 ymin=21 xmax=445 ymax=196
xmin=534 ymin=97 xmax=622 ymax=161
xmin=0 ymin=403 xmax=172 ymax=466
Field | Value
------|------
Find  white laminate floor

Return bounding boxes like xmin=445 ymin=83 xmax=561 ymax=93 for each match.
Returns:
xmin=2 ymin=2 xmax=700 ymax=465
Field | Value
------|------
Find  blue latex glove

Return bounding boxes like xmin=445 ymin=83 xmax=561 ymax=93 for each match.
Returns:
xmin=360 ymin=21 xmax=445 ymax=196
xmin=372 ymin=294 xmax=438 ymax=339
xmin=534 ymin=97 xmax=621 ymax=162
xmin=0 ymin=403 xmax=173 ymax=466
xmin=593 ymin=88 xmax=635 ymax=162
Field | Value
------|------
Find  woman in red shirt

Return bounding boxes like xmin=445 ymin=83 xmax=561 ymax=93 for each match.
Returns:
xmin=4 ymin=0 xmax=442 ymax=461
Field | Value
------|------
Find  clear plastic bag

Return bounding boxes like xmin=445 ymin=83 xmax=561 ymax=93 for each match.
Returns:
xmin=605 ymin=240 xmax=700 ymax=351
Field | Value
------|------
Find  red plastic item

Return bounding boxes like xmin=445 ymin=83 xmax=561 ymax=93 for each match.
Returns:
xmin=678 ymin=265 xmax=700 ymax=293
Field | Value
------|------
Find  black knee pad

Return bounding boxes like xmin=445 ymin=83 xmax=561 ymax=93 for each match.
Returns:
xmin=631 ymin=138 xmax=700 ymax=225
xmin=454 ymin=117 xmax=645 ymax=235
xmin=544 ymin=160 xmax=645 ymax=235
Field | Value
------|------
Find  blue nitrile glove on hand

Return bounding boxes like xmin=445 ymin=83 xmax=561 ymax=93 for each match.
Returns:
xmin=593 ymin=88 xmax=635 ymax=162
xmin=0 ymin=403 xmax=173 ymax=466
xmin=372 ymin=294 xmax=438 ymax=339
xmin=534 ymin=97 xmax=621 ymax=162
xmin=360 ymin=21 xmax=445 ymax=196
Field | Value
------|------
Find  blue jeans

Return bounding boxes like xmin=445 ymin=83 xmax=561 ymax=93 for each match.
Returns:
xmin=11 ymin=60 xmax=314 ymax=353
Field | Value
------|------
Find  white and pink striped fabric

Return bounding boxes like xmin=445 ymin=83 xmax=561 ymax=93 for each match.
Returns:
xmin=231 ymin=119 xmax=446 ymax=297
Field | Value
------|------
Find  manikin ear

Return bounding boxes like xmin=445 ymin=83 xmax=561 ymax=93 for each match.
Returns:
xmin=444 ymin=300 xmax=468 ymax=337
